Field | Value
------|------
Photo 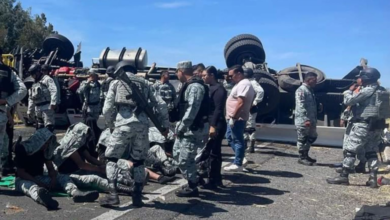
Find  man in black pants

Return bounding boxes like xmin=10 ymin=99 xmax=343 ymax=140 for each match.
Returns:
xmin=200 ymin=66 xmax=227 ymax=189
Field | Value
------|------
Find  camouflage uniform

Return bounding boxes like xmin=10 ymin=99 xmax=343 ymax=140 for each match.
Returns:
xmin=173 ymin=79 xmax=205 ymax=184
xmin=0 ymin=70 xmax=27 ymax=176
xmin=223 ymin=80 xmax=235 ymax=96
xmin=342 ymin=84 xmax=384 ymax=171
xmin=101 ymin=70 xmax=169 ymax=206
xmin=244 ymin=78 xmax=264 ymax=142
xmin=294 ymin=83 xmax=318 ymax=151
xmin=27 ymin=75 xmax=58 ymax=130
xmin=147 ymin=125 xmax=174 ymax=168
xmin=152 ymin=80 xmax=176 ymax=111
xmin=77 ymin=81 xmax=101 ymax=121
xmin=15 ymin=129 xmax=98 ymax=206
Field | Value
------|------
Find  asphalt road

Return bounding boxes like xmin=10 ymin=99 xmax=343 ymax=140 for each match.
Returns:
xmin=1 ymin=126 xmax=389 ymax=220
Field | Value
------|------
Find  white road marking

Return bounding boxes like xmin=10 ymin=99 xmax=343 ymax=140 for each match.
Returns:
xmin=92 ymin=142 xmax=272 ymax=220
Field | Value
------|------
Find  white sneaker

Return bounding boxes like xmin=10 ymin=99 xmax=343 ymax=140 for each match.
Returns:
xmin=224 ymin=164 xmax=243 ymax=172
xmin=243 ymin=158 xmax=248 ymax=167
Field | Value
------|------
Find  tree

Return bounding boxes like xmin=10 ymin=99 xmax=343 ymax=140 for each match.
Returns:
xmin=0 ymin=0 xmax=55 ymax=53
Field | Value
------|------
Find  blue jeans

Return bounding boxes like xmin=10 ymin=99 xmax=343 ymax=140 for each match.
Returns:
xmin=225 ymin=120 xmax=246 ymax=166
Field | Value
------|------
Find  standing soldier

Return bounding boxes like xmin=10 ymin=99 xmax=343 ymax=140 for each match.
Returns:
xmin=99 ymin=61 xmax=169 ymax=207
xmin=171 ymin=61 xmax=209 ymax=197
xmin=153 ymin=70 xmax=176 ymax=112
xmin=77 ymin=69 xmax=102 ymax=144
xmin=27 ymin=64 xmax=58 ymax=132
xmin=100 ymin=66 xmax=115 ymax=107
xmin=0 ymin=47 xmax=27 ymax=180
xmin=243 ymin=68 xmax=264 ymax=153
xmin=327 ymin=68 xmax=386 ymax=187
xmin=295 ymin=72 xmax=318 ymax=166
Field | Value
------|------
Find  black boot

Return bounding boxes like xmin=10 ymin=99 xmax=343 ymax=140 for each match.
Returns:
xmin=175 ymin=181 xmax=199 ymax=197
xmin=157 ymin=175 xmax=176 ymax=184
xmin=326 ymin=168 xmax=350 ymax=185
xmin=305 ymin=150 xmax=317 ymax=163
xmin=201 ymin=179 xmax=219 ymax=190
xmin=117 ymin=183 xmax=133 ymax=195
xmin=249 ymin=140 xmax=255 ymax=153
xmin=36 ymin=187 xmax=59 ymax=210
xmin=132 ymin=182 xmax=144 ymax=208
xmin=355 ymin=161 xmax=366 ymax=174
xmin=99 ymin=180 xmax=120 ymax=207
xmin=118 ymin=170 xmax=135 ymax=187
xmin=366 ymin=167 xmax=378 ymax=188
xmin=298 ymin=151 xmax=314 ymax=166
xmin=72 ymin=189 xmax=99 ymax=203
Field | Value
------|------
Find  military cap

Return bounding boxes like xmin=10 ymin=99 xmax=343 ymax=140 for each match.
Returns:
xmin=88 ymin=68 xmax=99 ymax=75
xmin=177 ymin=61 xmax=192 ymax=69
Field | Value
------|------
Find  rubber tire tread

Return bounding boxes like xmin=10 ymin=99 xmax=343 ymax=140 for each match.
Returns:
xmin=224 ymin=34 xmax=262 ymax=56
xmin=225 ymin=40 xmax=265 ymax=68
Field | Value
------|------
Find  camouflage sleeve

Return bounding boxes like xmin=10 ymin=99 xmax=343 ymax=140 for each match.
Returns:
xmin=340 ymin=109 xmax=350 ymax=121
xmin=295 ymin=88 xmax=309 ymax=122
xmin=251 ymin=81 xmax=264 ymax=106
xmin=148 ymin=84 xmax=170 ymax=129
xmin=44 ymin=76 xmax=58 ymax=106
xmin=343 ymin=87 xmax=376 ymax=106
xmin=6 ymin=71 xmax=27 ymax=107
xmin=77 ymin=81 xmax=87 ymax=101
xmin=176 ymin=84 xmax=204 ymax=133
xmin=102 ymin=81 xmax=117 ymax=128
xmin=27 ymin=89 xmax=34 ymax=114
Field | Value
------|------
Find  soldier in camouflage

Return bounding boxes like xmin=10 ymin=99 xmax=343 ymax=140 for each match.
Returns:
xmin=243 ymin=68 xmax=264 ymax=153
xmin=99 ymin=61 xmax=169 ymax=207
xmin=171 ymin=61 xmax=208 ymax=197
xmin=14 ymin=128 xmax=99 ymax=210
xmin=327 ymin=67 xmax=385 ymax=187
xmin=0 ymin=51 xmax=27 ymax=179
xmin=52 ymin=123 xmax=135 ymax=194
xmin=77 ymin=69 xmax=102 ymax=122
xmin=294 ymin=72 xmax=318 ymax=166
xmin=27 ymin=64 xmax=59 ymax=132
xmin=100 ymin=66 xmax=115 ymax=107
xmin=153 ymin=70 xmax=176 ymax=111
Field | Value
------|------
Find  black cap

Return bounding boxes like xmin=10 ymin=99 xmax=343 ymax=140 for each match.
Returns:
xmin=106 ymin=66 xmax=115 ymax=75
xmin=115 ymin=61 xmax=137 ymax=74
xmin=243 ymin=68 xmax=254 ymax=78
xmin=41 ymin=64 xmax=52 ymax=71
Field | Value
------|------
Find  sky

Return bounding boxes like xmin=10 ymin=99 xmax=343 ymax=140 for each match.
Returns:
xmin=20 ymin=0 xmax=390 ymax=86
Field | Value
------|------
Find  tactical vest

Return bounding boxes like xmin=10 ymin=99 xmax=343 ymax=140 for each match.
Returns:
xmin=114 ymin=76 xmax=147 ymax=108
xmin=102 ymin=77 xmax=114 ymax=96
xmin=84 ymin=82 xmax=101 ymax=105
xmin=30 ymin=81 xmax=51 ymax=105
xmin=360 ymin=87 xmax=390 ymax=119
xmin=0 ymin=64 xmax=13 ymax=99
xmin=170 ymin=77 xmax=210 ymax=130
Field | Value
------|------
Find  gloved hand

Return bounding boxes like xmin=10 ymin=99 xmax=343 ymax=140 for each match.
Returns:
xmin=229 ymin=118 xmax=235 ymax=128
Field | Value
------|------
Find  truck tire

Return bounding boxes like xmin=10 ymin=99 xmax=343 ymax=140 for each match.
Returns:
xmin=253 ymin=69 xmax=276 ymax=83
xmin=224 ymin=34 xmax=262 ymax=56
xmin=277 ymin=65 xmax=326 ymax=92
xmin=225 ymin=40 xmax=266 ymax=68
xmin=257 ymin=78 xmax=280 ymax=116
xmin=43 ymin=34 xmax=75 ymax=61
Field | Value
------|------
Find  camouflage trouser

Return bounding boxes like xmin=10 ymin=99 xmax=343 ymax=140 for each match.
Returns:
xmin=0 ymin=113 xmax=6 ymax=173
xmin=343 ymin=122 xmax=381 ymax=170
xmin=105 ymin=122 xmax=148 ymax=185
xmin=296 ymin=124 xmax=318 ymax=151
xmin=199 ymin=123 xmax=210 ymax=155
xmin=1 ymin=132 xmax=9 ymax=168
xmin=15 ymin=174 xmax=78 ymax=202
xmin=173 ymin=133 xmax=203 ymax=183
xmin=343 ymin=122 xmax=366 ymax=163
xmin=84 ymin=105 xmax=100 ymax=121
xmin=145 ymin=144 xmax=169 ymax=167
xmin=244 ymin=112 xmax=257 ymax=141
xmin=35 ymin=107 xmax=55 ymax=128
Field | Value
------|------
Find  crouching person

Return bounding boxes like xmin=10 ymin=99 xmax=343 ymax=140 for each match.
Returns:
xmin=14 ymin=128 xmax=99 ymax=210
xmin=53 ymin=122 xmax=134 ymax=195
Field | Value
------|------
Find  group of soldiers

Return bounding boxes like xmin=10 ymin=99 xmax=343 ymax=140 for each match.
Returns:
xmin=2 ymin=47 xmax=389 ymax=210
xmin=293 ymin=66 xmax=389 ymax=191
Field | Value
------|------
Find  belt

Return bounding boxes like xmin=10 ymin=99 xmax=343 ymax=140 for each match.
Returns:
xmin=36 ymin=101 xmax=50 ymax=107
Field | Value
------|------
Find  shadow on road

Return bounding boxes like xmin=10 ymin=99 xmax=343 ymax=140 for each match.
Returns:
xmin=258 ymin=151 xmax=299 ymax=158
xmin=223 ymin=173 xmax=271 ymax=184
xmin=0 ymin=188 xmax=24 ymax=197
xmin=152 ymin=199 xmax=228 ymax=218
xmin=253 ymin=170 xmax=303 ymax=178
